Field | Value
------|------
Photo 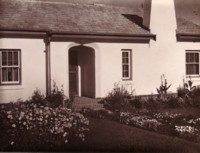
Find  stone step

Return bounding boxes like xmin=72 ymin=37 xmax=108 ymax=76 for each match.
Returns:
xmin=72 ymin=96 xmax=104 ymax=111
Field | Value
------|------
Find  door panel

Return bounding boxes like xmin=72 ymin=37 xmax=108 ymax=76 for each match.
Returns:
xmin=69 ymin=65 xmax=78 ymax=96
xmin=80 ymin=50 xmax=95 ymax=98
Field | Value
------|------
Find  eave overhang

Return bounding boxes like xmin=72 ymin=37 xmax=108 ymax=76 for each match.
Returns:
xmin=0 ymin=29 xmax=156 ymax=43
xmin=176 ymin=32 xmax=200 ymax=42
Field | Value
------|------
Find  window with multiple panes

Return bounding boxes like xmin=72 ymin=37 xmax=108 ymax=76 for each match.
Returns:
xmin=0 ymin=49 xmax=21 ymax=85
xmin=186 ymin=51 xmax=200 ymax=75
xmin=122 ymin=49 xmax=132 ymax=80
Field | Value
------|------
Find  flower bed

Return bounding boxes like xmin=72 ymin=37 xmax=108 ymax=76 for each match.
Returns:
xmin=119 ymin=111 xmax=200 ymax=142
xmin=0 ymin=102 xmax=89 ymax=151
xmin=120 ymin=112 xmax=162 ymax=132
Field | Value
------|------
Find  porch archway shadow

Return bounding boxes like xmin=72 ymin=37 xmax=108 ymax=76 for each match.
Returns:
xmin=68 ymin=45 xmax=95 ymax=98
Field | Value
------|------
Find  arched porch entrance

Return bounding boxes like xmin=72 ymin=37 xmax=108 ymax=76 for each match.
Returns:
xmin=68 ymin=46 xmax=95 ymax=98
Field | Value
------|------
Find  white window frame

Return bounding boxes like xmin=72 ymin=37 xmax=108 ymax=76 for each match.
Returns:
xmin=122 ymin=49 xmax=132 ymax=80
xmin=0 ymin=49 xmax=21 ymax=85
xmin=186 ymin=50 xmax=200 ymax=77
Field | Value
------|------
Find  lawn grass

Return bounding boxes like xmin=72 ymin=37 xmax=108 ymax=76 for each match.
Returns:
xmin=60 ymin=117 xmax=200 ymax=152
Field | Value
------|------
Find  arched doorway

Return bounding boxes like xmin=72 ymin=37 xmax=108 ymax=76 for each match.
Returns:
xmin=68 ymin=46 xmax=95 ymax=98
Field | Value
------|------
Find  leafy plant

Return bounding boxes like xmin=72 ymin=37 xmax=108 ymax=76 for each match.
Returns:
xmin=156 ymin=74 xmax=171 ymax=99
xmin=46 ymin=82 xmax=65 ymax=108
xmin=177 ymin=77 xmax=200 ymax=106
xmin=177 ymin=87 xmax=188 ymax=99
xmin=101 ymin=83 xmax=134 ymax=114
xmin=130 ymin=97 xmax=144 ymax=109
xmin=30 ymin=89 xmax=47 ymax=106
xmin=184 ymin=77 xmax=196 ymax=99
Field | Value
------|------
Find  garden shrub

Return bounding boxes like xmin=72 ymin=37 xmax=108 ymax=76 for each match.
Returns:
xmin=30 ymin=89 xmax=48 ymax=106
xmin=101 ymin=84 xmax=134 ymax=113
xmin=130 ymin=97 xmax=144 ymax=109
xmin=46 ymin=82 xmax=66 ymax=108
xmin=177 ymin=87 xmax=188 ymax=99
xmin=164 ymin=95 xmax=183 ymax=108
xmin=177 ymin=86 xmax=200 ymax=107
xmin=191 ymin=87 xmax=200 ymax=106
xmin=30 ymin=83 xmax=72 ymax=108
xmin=131 ymin=96 xmax=162 ymax=110
xmin=0 ymin=102 xmax=89 ymax=151
xmin=145 ymin=97 xmax=161 ymax=110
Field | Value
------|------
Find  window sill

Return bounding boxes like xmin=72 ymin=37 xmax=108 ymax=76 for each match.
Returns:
xmin=186 ymin=75 xmax=200 ymax=78
xmin=122 ymin=78 xmax=132 ymax=81
xmin=0 ymin=85 xmax=23 ymax=90
xmin=0 ymin=83 xmax=21 ymax=86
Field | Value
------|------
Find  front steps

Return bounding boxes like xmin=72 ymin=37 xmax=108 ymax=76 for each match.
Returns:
xmin=72 ymin=96 xmax=104 ymax=111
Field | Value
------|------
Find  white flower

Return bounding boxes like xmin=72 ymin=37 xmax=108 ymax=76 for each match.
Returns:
xmin=10 ymin=141 xmax=14 ymax=145
xmin=12 ymin=124 xmax=16 ymax=128
xmin=44 ymin=107 xmax=49 ymax=110
xmin=63 ymin=132 xmax=67 ymax=137
xmin=65 ymin=139 xmax=68 ymax=143
xmin=175 ymin=125 xmax=197 ymax=135
xmin=20 ymin=112 xmax=25 ymax=118
xmin=7 ymin=111 xmax=11 ymax=114
xmin=39 ymin=109 xmax=43 ymax=114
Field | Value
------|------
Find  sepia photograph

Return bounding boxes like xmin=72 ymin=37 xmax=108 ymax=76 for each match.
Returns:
xmin=0 ymin=0 xmax=200 ymax=152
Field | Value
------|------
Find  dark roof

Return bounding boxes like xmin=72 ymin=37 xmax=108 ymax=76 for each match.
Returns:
xmin=0 ymin=0 xmax=152 ymax=36
xmin=174 ymin=0 xmax=200 ymax=35
xmin=176 ymin=18 xmax=200 ymax=35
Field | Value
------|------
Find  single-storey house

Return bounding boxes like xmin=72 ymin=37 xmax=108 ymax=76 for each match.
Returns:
xmin=0 ymin=0 xmax=200 ymax=103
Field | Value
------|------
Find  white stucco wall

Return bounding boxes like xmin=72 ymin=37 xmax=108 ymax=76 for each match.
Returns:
xmin=0 ymin=38 xmax=199 ymax=102
xmin=0 ymin=38 xmax=45 ymax=103
xmin=51 ymin=42 xmax=69 ymax=97
xmin=90 ymin=41 xmax=199 ymax=98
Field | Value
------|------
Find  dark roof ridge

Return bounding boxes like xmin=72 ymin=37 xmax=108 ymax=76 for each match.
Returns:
xmin=5 ymin=0 xmax=139 ymax=12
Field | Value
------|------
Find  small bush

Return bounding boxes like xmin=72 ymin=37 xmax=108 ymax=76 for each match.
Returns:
xmin=190 ymin=87 xmax=200 ymax=106
xmin=30 ymin=90 xmax=47 ymax=106
xmin=101 ymin=84 xmax=134 ymax=113
xmin=146 ymin=97 xmax=162 ymax=110
xmin=177 ymin=86 xmax=200 ymax=107
xmin=30 ymin=86 xmax=70 ymax=108
xmin=46 ymin=83 xmax=66 ymax=108
xmin=177 ymin=87 xmax=188 ymax=98
xmin=163 ymin=95 xmax=183 ymax=108
xmin=131 ymin=95 xmax=184 ymax=110
xmin=131 ymin=96 xmax=161 ymax=110
xmin=130 ymin=97 xmax=144 ymax=109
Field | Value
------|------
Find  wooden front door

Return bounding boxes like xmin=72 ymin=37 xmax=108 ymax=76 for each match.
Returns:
xmin=69 ymin=65 xmax=78 ymax=96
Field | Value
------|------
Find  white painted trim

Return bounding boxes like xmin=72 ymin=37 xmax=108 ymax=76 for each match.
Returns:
xmin=0 ymin=50 xmax=20 ymax=84
xmin=122 ymin=49 xmax=132 ymax=80
xmin=186 ymin=50 xmax=200 ymax=76
xmin=78 ymin=65 xmax=81 ymax=96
